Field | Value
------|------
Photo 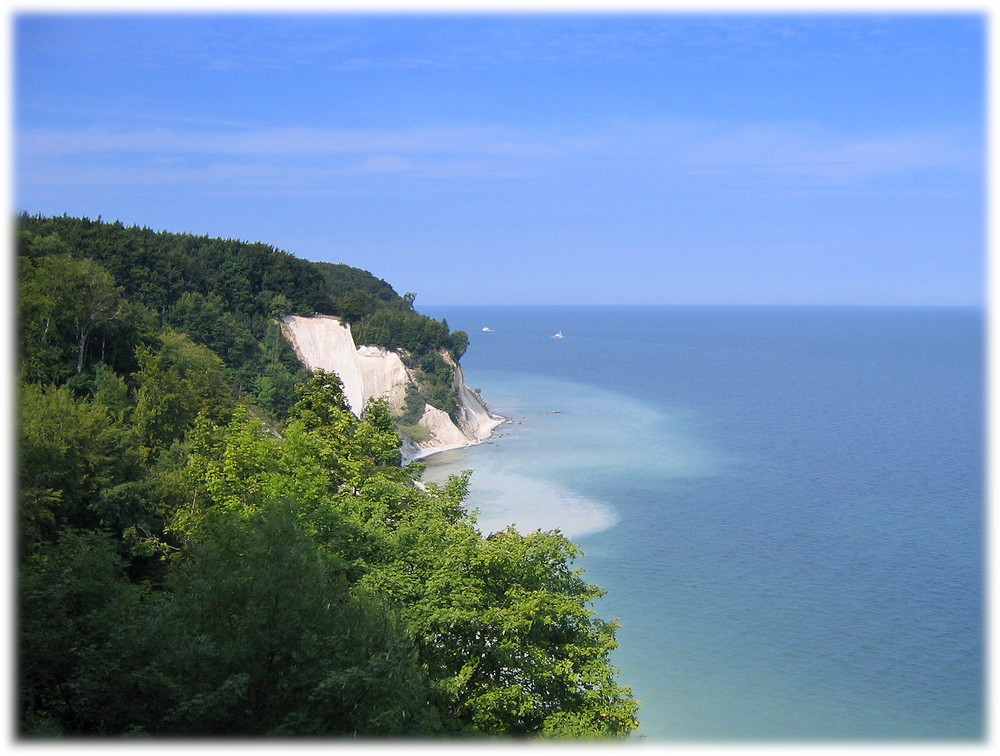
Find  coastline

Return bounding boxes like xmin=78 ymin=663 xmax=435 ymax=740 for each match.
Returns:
xmin=280 ymin=313 xmax=507 ymax=463
xmin=400 ymin=414 xmax=509 ymax=466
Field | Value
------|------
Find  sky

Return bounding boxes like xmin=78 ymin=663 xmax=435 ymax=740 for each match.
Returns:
xmin=12 ymin=8 xmax=986 ymax=306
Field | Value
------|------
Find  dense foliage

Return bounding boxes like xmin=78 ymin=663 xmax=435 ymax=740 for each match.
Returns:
xmin=17 ymin=213 xmax=468 ymax=419
xmin=312 ymin=260 xmax=405 ymax=322
xmin=16 ymin=215 xmax=639 ymax=739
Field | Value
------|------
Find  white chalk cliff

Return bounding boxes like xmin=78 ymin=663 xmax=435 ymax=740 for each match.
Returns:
xmin=280 ymin=314 xmax=504 ymax=461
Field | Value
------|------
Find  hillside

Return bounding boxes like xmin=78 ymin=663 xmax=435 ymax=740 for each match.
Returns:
xmin=15 ymin=213 xmax=638 ymax=739
xmin=17 ymin=212 xmax=468 ymax=422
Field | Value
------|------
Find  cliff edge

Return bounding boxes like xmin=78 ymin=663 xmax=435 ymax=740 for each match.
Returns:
xmin=280 ymin=314 xmax=504 ymax=461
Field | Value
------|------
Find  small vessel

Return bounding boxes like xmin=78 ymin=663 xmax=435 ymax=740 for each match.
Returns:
xmin=553 ymin=331 xmax=564 ymax=338
xmin=482 ymin=326 xmax=493 ymax=332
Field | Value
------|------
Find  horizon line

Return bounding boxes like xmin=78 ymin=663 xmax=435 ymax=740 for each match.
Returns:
xmin=418 ymin=302 xmax=985 ymax=308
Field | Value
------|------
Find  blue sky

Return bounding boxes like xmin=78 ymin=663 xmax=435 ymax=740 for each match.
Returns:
xmin=14 ymin=11 xmax=985 ymax=305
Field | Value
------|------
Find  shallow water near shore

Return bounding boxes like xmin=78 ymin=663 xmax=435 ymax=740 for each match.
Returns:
xmin=423 ymin=372 xmax=721 ymax=539
xmin=419 ymin=305 xmax=984 ymax=741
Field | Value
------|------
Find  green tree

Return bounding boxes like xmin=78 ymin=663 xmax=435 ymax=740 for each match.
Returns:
xmin=181 ymin=374 xmax=407 ymax=565
xmin=132 ymin=330 xmax=233 ymax=461
xmin=352 ymin=309 xmax=450 ymax=356
xmin=362 ymin=518 xmax=639 ymax=736
xmin=449 ymin=330 xmax=470 ymax=361
xmin=15 ymin=213 xmax=640 ymax=740
xmin=334 ymin=289 xmax=371 ymax=324
xmin=254 ymin=320 xmax=311 ymax=417
xmin=264 ymin=291 xmax=294 ymax=318
xmin=18 ymin=383 xmax=140 ymax=546
xmin=141 ymin=504 xmax=439 ymax=736
xmin=19 ymin=255 xmax=130 ymax=382
xmin=19 ymin=529 xmax=160 ymax=735
xmin=164 ymin=291 xmax=259 ymax=382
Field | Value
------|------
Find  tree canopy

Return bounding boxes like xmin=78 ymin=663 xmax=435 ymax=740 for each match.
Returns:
xmin=16 ymin=214 xmax=639 ymax=739
xmin=18 ymin=213 xmax=471 ymax=422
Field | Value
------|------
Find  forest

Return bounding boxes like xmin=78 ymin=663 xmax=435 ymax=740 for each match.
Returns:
xmin=17 ymin=213 xmax=469 ymax=419
xmin=16 ymin=213 xmax=639 ymax=738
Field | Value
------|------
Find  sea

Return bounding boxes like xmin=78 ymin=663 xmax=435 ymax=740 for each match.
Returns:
xmin=418 ymin=305 xmax=984 ymax=742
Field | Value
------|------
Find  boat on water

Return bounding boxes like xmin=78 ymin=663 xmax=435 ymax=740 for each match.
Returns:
xmin=553 ymin=331 xmax=564 ymax=338
xmin=482 ymin=327 xmax=493 ymax=332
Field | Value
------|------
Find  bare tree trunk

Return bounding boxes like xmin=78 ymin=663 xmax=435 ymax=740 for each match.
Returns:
xmin=76 ymin=323 xmax=93 ymax=374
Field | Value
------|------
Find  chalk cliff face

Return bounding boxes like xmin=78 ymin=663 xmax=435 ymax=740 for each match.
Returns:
xmin=280 ymin=314 xmax=504 ymax=460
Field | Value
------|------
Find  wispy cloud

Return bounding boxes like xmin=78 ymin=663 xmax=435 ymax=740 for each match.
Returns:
xmin=15 ymin=124 xmax=560 ymax=195
xmin=675 ymin=122 xmax=979 ymax=184
xmin=17 ymin=125 xmax=562 ymax=159
xmin=16 ymin=118 xmax=980 ymax=198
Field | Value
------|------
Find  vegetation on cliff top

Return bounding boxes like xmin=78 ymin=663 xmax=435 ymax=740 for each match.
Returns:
xmin=16 ymin=213 xmax=639 ymax=738
xmin=18 ymin=212 xmax=468 ymax=419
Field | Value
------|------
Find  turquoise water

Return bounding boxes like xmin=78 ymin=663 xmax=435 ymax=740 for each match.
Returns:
xmin=419 ymin=305 xmax=984 ymax=741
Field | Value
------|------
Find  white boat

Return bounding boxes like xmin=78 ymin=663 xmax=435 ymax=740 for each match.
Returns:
xmin=482 ymin=326 xmax=493 ymax=332
xmin=553 ymin=331 xmax=564 ymax=338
